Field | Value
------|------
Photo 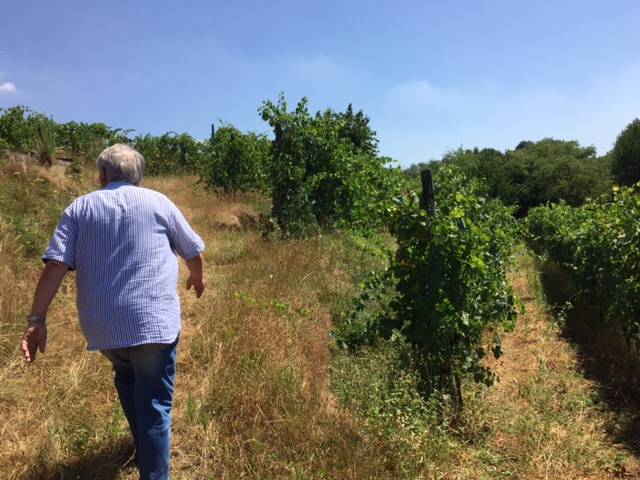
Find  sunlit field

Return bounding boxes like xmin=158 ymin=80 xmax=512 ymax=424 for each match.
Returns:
xmin=1 ymin=155 xmax=638 ymax=479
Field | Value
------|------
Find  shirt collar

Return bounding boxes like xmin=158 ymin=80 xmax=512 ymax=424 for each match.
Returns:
xmin=104 ymin=181 xmax=134 ymax=190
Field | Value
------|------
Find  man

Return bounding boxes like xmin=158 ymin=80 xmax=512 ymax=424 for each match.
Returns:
xmin=21 ymin=144 xmax=205 ymax=480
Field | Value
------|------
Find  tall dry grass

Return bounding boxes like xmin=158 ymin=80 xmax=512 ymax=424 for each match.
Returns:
xmin=1 ymin=165 xmax=639 ymax=479
xmin=0 ymin=171 xmax=400 ymax=479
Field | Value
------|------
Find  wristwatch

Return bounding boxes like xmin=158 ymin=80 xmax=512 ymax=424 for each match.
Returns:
xmin=26 ymin=314 xmax=46 ymax=324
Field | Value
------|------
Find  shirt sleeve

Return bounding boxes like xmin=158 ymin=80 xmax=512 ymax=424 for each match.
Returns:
xmin=42 ymin=202 xmax=78 ymax=270
xmin=167 ymin=201 xmax=205 ymax=259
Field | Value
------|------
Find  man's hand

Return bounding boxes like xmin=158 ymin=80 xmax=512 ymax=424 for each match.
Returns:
xmin=21 ymin=323 xmax=47 ymax=363
xmin=21 ymin=260 xmax=67 ymax=364
xmin=186 ymin=275 xmax=205 ymax=298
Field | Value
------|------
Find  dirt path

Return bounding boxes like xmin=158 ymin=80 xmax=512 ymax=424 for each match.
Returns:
xmin=478 ymin=249 xmax=640 ymax=479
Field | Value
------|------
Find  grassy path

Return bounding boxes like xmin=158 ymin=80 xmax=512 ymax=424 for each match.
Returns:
xmin=1 ymin=171 xmax=639 ymax=479
xmin=468 ymin=250 xmax=640 ymax=479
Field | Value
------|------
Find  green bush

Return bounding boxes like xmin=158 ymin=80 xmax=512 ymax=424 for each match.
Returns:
xmin=0 ymin=106 xmax=136 ymax=165
xmin=0 ymin=106 xmax=59 ymax=164
xmin=57 ymin=121 xmax=132 ymax=160
xmin=0 ymin=106 xmax=209 ymax=173
xmin=0 ymin=106 xmax=32 ymax=152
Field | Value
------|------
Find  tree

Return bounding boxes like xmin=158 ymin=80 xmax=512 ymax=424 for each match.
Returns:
xmin=515 ymin=140 xmax=534 ymax=150
xmin=507 ymin=139 xmax=606 ymax=214
xmin=611 ymin=118 xmax=640 ymax=186
xmin=335 ymin=103 xmax=378 ymax=156
xmin=432 ymin=139 xmax=612 ymax=216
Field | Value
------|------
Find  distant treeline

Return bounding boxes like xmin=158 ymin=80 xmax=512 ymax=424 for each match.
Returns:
xmin=2 ymin=104 xmax=639 ymax=223
xmin=404 ymin=119 xmax=640 ymax=216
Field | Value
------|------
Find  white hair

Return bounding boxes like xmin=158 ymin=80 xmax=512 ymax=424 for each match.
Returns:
xmin=96 ymin=144 xmax=145 ymax=185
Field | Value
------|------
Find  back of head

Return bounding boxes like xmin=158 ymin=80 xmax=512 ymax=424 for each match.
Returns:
xmin=96 ymin=144 xmax=145 ymax=185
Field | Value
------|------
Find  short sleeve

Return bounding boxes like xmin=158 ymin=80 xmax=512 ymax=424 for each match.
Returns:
xmin=42 ymin=202 xmax=78 ymax=270
xmin=167 ymin=201 xmax=205 ymax=260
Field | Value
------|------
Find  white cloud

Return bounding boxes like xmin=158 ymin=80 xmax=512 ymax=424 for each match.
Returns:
xmin=0 ymin=81 xmax=17 ymax=94
xmin=377 ymin=65 xmax=640 ymax=164
xmin=291 ymin=55 xmax=340 ymax=79
xmin=386 ymin=80 xmax=465 ymax=111
xmin=280 ymin=55 xmax=369 ymax=111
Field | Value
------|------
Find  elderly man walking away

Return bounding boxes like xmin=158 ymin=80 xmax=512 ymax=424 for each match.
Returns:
xmin=21 ymin=144 xmax=205 ymax=480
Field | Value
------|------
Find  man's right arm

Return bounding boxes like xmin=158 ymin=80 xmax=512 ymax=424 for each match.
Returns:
xmin=21 ymin=260 xmax=69 ymax=363
xmin=165 ymin=199 xmax=206 ymax=298
xmin=22 ymin=201 xmax=78 ymax=363
xmin=185 ymin=254 xmax=204 ymax=298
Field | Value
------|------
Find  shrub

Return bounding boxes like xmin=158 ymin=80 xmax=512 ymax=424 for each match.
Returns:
xmin=0 ymin=106 xmax=32 ymax=152
xmin=0 ymin=106 xmax=135 ymax=164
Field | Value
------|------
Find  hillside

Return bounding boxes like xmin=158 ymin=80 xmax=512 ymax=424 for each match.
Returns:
xmin=1 ymin=157 xmax=639 ymax=479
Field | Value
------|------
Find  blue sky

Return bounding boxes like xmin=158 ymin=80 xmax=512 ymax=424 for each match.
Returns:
xmin=1 ymin=1 xmax=639 ymax=165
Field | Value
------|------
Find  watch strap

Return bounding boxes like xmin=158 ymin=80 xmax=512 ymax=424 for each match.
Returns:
xmin=26 ymin=314 xmax=46 ymax=324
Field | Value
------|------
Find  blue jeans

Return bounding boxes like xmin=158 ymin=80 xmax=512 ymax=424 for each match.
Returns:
xmin=101 ymin=336 xmax=179 ymax=480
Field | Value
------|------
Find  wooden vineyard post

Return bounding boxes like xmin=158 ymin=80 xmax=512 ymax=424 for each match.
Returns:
xmin=419 ymin=168 xmax=463 ymax=417
xmin=420 ymin=169 xmax=435 ymax=215
xmin=196 ymin=123 xmax=216 ymax=185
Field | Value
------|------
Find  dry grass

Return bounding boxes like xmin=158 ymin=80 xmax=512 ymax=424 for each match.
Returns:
xmin=1 ymin=168 xmax=639 ymax=479
xmin=451 ymin=248 xmax=640 ymax=479
xmin=0 ymin=172 xmax=397 ymax=479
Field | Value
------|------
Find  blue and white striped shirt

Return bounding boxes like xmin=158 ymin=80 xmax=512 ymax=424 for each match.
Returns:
xmin=42 ymin=181 xmax=205 ymax=351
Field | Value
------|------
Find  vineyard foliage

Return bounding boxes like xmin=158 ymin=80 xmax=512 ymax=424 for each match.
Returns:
xmin=527 ymin=184 xmax=640 ymax=345
xmin=260 ymin=94 xmax=406 ymax=236
xmin=0 ymin=101 xmax=530 ymax=396
xmin=0 ymin=106 xmax=207 ymax=175
xmin=1 ymin=102 xmax=406 ymax=232
xmin=132 ymin=132 xmax=205 ymax=176
xmin=336 ymin=166 xmax=519 ymax=394
xmin=201 ymin=125 xmax=271 ymax=194
xmin=0 ymin=106 xmax=132 ymax=165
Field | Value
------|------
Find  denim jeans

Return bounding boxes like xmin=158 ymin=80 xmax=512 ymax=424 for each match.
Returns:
xmin=101 ymin=336 xmax=179 ymax=480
